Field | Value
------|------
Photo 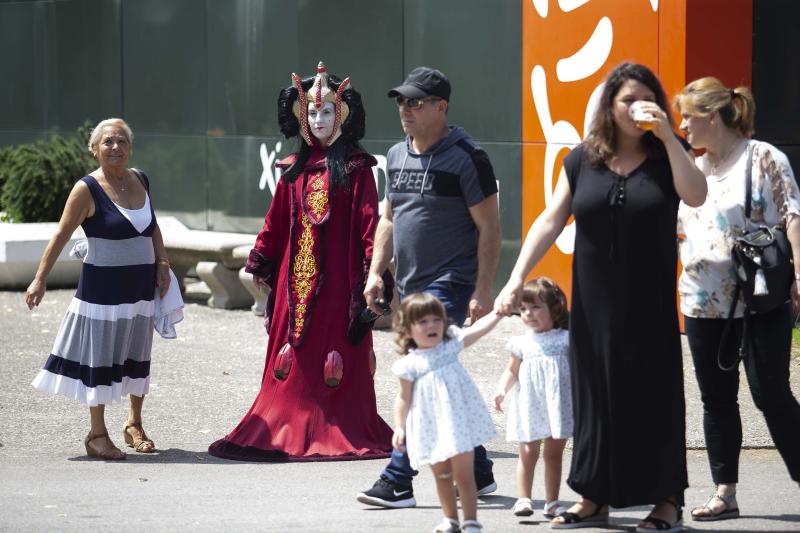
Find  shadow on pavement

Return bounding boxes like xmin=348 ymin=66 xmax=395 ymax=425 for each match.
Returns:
xmin=67 ymin=449 xmax=235 ymax=464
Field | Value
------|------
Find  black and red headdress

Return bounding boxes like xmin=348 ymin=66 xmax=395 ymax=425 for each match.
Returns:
xmin=278 ymin=62 xmax=365 ymax=148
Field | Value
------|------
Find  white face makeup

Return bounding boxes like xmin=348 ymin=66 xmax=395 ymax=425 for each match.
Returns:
xmin=307 ymin=101 xmax=338 ymax=142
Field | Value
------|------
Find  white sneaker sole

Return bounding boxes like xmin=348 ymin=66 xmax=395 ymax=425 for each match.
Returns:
xmin=356 ymin=492 xmax=417 ymax=508
xmin=477 ymin=481 xmax=497 ymax=496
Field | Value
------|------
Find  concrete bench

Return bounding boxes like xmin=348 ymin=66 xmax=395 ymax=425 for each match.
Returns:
xmin=234 ymin=245 xmax=270 ymax=315
xmin=0 ymin=216 xmax=257 ymax=312
xmin=0 ymin=222 xmax=85 ymax=290
xmin=159 ymin=217 xmax=256 ymax=309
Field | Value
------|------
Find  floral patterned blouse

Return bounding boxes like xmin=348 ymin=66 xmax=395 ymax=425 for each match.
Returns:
xmin=678 ymin=140 xmax=800 ymax=318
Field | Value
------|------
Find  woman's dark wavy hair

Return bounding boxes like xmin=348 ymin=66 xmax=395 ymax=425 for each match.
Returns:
xmin=584 ymin=62 xmax=673 ymax=166
xmin=277 ymin=73 xmax=367 ymax=187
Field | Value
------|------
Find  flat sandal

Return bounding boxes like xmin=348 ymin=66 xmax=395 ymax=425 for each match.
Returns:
xmin=551 ymin=503 xmax=608 ymax=529
xmin=636 ymin=499 xmax=683 ymax=533
xmin=691 ymin=493 xmax=739 ymax=522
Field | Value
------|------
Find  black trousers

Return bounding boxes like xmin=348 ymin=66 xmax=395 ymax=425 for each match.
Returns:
xmin=684 ymin=303 xmax=800 ymax=484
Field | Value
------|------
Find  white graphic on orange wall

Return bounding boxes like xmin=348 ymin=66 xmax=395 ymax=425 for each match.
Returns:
xmin=530 ymin=0 xmax=657 ymax=254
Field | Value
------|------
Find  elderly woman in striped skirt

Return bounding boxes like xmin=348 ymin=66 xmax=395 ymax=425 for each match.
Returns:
xmin=25 ymin=118 xmax=170 ymax=460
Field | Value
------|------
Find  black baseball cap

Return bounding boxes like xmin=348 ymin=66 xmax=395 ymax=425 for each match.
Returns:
xmin=387 ymin=67 xmax=451 ymax=101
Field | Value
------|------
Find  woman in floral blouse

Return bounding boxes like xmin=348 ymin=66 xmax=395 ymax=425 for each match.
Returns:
xmin=675 ymin=77 xmax=800 ymax=521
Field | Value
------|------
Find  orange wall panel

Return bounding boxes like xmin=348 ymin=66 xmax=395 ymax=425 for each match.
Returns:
xmin=521 ymin=0 xmax=681 ymax=295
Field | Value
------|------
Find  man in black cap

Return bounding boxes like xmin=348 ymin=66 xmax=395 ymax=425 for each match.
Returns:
xmin=356 ymin=67 xmax=501 ymax=508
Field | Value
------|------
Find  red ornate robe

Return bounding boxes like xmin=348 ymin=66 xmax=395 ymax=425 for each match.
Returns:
xmin=208 ymin=146 xmax=392 ymax=461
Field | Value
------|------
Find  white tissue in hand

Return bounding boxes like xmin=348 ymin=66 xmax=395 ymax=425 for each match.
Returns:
xmin=69 ymin=240 xmax=88 ymax=259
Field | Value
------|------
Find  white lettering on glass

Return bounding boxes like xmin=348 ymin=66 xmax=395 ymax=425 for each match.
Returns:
xmin=258 ymin=141 xmax=391 ymax=215
xmin=258 ymin=141 xmax=283 ymax=195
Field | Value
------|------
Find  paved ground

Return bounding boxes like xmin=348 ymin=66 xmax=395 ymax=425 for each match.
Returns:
xmin=1 ymin=289 xmax=798 ymax=532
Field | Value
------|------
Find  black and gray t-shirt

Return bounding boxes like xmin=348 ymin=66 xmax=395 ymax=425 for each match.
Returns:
xmin=387 ymin=126 xmax=497 ymax=294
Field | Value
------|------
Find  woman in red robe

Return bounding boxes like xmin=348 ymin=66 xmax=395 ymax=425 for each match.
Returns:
xmin=209 ymin=62 xmax=393 ymax=461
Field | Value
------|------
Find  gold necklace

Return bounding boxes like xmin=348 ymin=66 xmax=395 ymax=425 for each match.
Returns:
xmin=710 ymin=140 xmax=743 ymax=174
xmin=108 ymin=173 xmax=127 ymax=192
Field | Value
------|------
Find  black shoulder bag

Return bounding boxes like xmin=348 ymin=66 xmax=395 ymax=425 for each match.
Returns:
xmin=717 ymin=144 xmax=794 ymax=370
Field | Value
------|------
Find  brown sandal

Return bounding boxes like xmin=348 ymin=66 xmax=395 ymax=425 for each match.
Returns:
xmin=123 ymin=422 xmax=155 ymax=453
xmin=84 ymin=432 xmax=126 ymax=460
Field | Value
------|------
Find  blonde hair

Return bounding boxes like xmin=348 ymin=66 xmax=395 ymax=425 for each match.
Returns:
xmin=673 ymin=77 xmax=755 ymax=138
xmin=393 ymin=293 xmax=451 ymax=354
xmin=521 ymin=277 xmax=569 ymax=330
xmin=88 ymin=118 xmax=134 ymax=156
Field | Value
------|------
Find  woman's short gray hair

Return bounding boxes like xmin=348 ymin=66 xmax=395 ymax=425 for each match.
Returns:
xmin=88 ymin=118 xmax=133 ymax=156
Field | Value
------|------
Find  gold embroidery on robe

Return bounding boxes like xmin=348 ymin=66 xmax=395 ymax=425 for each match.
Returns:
xmin=292 ymin=213 xmax=316 ymax=337
xmin=290 ymin=170 xmax=331 ymax=342
xmin=307 ymin=172 xmax=328 ymax=220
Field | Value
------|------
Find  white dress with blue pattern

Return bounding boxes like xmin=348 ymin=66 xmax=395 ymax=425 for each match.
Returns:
xmin=504 ymin=328 xmax=573 ymax=442
xmin=392 ymin=326 xmax=495 ymax=469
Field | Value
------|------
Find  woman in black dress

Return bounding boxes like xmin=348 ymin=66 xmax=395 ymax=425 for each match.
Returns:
xmin=495 ymin=63 xmax=706 ymax=531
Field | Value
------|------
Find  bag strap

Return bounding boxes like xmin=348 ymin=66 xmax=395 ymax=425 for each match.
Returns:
xmin=743 ymin=143 xmax=754 ymax=220
xmin=717 ymin=143 xmax=755 ymax=371
xmin=717 ymin=283 xmax=743 ymax=371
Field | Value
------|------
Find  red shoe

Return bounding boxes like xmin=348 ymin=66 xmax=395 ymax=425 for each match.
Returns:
xmin=274 ymin=343 xmax=293 ymax=380
xmin=324 ymin=350 xmax=343 ymax=387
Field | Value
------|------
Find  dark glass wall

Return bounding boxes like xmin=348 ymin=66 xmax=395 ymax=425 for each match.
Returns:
xmin=0 ymin=0 xmax=522 ymax=285
xmin=753 ymin=0 xmax=800 ymax=174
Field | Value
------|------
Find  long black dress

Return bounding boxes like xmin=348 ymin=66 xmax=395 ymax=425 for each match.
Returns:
xmin=563 ymin=145 xmax=688 ymax=507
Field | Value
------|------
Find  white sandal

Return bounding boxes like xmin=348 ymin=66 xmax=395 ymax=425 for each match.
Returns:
xmin=433 ymin=517 xmax=460 ymax=533
xmin=691 ymin=492 xmax=739 ymax=521
xmin=544 ymin=500 xmax=567 ymax=519
xmin=512 ymin=497 xmax=534 ymax=516
xmin=461 ymin=520 xmax=483 ymax=533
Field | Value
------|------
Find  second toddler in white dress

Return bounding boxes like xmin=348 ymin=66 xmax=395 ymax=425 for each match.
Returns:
xmin=494 ymin=277 xmax=573 ymax=520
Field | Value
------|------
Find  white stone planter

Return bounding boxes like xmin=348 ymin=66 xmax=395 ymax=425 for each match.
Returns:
xmin=0 ymin=222 xmax=84 ymax=289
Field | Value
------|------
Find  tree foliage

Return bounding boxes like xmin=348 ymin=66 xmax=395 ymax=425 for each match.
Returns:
xmin=0 ymin=123 xmax=95 ymax=222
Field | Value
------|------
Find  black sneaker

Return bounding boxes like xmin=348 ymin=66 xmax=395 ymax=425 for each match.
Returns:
xmin=475 ymin=471 xmax=497 ymax=496
xmin=356 ymin=475 xmax=416 ymax=508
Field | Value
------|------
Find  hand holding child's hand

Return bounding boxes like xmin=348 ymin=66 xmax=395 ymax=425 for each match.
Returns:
xmin=392 ymin=428 xmax=406 ymax=452
xmin=493 ymin=392 xmax=505 ymax=412
xmin=494 ymin=281 xmax=521 ymax=316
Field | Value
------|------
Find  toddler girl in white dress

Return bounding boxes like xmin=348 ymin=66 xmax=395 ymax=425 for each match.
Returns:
xmin=493 ymin=277 xmax=573 ymax=519
xmin=391 ymin=292 xmax=502 ymax=533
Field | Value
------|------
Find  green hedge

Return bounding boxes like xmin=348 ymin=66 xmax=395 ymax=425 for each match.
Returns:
xmin=0 ymin=145 xmax=11 ymax=211
xmin=0 ymin=123 xmax=95 ymax=222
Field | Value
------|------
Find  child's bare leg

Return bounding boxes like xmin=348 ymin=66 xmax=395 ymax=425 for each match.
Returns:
xmin=451 ymin=451 xmax=477 ymax=521
xmin=431 ymin=459 xmax=459 ymax=522
xmin=517 ymin=440 xmax=540 ymax=499
xmin=543 ymin=437 xmax=568 ymax=502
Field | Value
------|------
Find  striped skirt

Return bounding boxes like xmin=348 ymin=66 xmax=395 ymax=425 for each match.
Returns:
xmin=32 ymin=239 xmax=157 ymax=406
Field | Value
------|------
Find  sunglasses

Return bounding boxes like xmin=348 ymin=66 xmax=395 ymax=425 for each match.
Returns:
xmin=394 ymin=96 xmax=441 ymax=109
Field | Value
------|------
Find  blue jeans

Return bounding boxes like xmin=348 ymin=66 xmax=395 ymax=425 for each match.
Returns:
xmin=383 ymin=279 xmax=494 ymax=487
